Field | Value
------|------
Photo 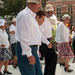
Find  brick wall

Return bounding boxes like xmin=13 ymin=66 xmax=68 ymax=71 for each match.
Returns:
xmin=47 ymin=0 xmax=75 ymax=25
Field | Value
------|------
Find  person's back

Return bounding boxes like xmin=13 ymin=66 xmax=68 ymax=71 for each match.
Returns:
xmin=9 ymin=24 xmax=16 ymax=44
xmin=9 ymin=18 xmax=18 ymax=68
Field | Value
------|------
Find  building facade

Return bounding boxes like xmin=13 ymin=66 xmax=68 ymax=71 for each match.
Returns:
xmin=46 ymin=0 xmax=75 ymax=26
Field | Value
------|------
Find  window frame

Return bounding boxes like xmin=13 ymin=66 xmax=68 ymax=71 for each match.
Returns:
xmin=56 ymin=6 xmax=62 ymax=20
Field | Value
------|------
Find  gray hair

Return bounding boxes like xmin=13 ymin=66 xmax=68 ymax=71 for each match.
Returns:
xmin=62 ymin=14 xmax=70 ymax=20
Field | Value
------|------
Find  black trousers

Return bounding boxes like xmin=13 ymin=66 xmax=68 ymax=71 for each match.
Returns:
xmin=73 ymin=40 xmax=75 ymax=56
xmin=39 ymin=42 xmax=57 ymax=75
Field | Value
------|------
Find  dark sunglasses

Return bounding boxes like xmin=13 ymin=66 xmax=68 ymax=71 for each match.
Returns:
xmin=50 ymin=11 xmax=53 ymax=13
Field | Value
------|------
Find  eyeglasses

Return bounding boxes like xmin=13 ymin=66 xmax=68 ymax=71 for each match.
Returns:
xmin=67 ymin=19 xmax=70 ymax=20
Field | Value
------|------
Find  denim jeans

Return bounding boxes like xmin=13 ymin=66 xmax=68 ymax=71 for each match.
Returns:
xmin=16 ymin=42 xmax=43 ymax=75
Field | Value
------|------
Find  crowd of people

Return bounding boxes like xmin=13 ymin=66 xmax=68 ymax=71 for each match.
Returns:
xmin=0 ymin=0 xmax=75 ymax=75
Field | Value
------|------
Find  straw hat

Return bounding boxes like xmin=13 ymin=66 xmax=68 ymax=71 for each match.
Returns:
xmin=45 ymin=4 xmax=54 ymax=12
xmin=0 ymin=19 xmax=6 ymax=26
xmin=27 ymin=0 xmax=41 ymax=4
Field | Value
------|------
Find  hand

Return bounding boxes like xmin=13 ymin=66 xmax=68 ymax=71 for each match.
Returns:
xmin=9 ymin=45 xmax=11 ymax=50
xmin=27 ymin=55 xmax=36 ymax=65
xmin=0 ymin=44 xmax=5 ymax=48
xmin=10 ymin=31 xmax=15 ymax=35
xmin=50 ymin=37 xmax=54 ymax=41
xmin=48 ymin=43 xmax=52 ymax=48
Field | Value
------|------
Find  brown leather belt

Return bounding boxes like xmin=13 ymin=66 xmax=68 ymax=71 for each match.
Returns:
xmin=17 ymin=41 xmax=38 ymax=47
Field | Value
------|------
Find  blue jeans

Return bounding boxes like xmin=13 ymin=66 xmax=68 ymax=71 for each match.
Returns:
xmin=11 ymin=43 xmax=16 ymax=56
xmin=16 ymin=42 xmax=43 ymax=75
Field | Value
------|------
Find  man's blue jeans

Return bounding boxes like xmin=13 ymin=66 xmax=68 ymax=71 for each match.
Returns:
xmin=16 ymin=42 xmax=43 ymax=75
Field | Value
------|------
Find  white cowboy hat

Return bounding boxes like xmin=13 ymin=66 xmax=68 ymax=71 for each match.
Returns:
xmin=27 ymin=0 xmax=41 ymax=4
xmin=45 ymin=4 xmax=54 ymax=12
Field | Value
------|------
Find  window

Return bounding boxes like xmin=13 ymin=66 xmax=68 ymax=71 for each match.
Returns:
xmin=56 ymin=6 xmax=62 ymax=19
xmin=46 ymin=0 xmax=55 ymax=1
xmin=51 ymin=0 xmax=55 ymax=1
xmin=67 ymin=5 xmax=73 ymax=15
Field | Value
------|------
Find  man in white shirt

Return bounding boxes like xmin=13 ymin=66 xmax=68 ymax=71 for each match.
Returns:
xmin=9 ymin=18 xmax=18 ymax=68
xmin=15 ymin=0 xmax=52 ymax=75
xmin=39 ymin=4 xmax=57 ymax=75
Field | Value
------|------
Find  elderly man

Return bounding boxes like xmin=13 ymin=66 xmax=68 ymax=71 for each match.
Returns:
xmin=47 ymin=4 xmax=57 ymax=51
xmin=39 ymin=4 xmax=57 ymax=75
xmin=15 ymin=0 xmax=52 ymax=75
